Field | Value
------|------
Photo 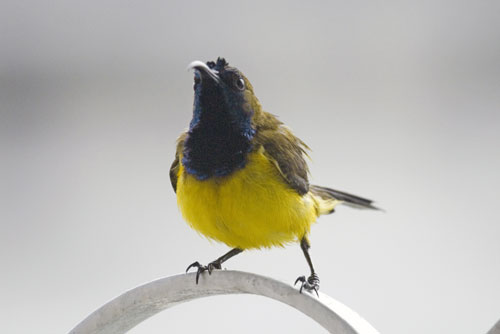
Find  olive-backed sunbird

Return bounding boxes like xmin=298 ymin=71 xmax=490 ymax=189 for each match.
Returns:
xmin=170 ymin=58 xmax=378 ymax=294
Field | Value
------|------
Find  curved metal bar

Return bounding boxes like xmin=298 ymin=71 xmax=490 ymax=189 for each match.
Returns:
xmin=69 ymin=270 xmax=379 ymax=334
xmin=488 ymin=319 xmax=500 ymax=334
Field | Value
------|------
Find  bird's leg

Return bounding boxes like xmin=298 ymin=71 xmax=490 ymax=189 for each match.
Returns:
xmin=294 ymin=236 xmax=320 ymax=296
xmin=186 ymin=248 xmax=243 ymax=284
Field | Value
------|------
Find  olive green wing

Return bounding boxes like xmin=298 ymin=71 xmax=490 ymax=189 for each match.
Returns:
xmin=169 ymin=132 xmax=187 ymax=193
xmin=255 ymin=124 xmax=310 ymax=196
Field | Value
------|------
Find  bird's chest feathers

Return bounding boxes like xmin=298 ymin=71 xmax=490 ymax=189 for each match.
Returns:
xmin=176 ymin=150 xmax=314 ymax=249
xmin=178 ymin=150 xmax=277 ymax=220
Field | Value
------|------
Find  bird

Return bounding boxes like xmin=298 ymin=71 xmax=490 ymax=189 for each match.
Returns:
xmin=170 ymin=57 xmax=378 ymax=294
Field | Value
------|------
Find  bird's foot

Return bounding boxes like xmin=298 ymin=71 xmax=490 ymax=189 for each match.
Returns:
xmin=185 ymin=261 xmax=222 ymax=284
xmin=294 ymin=273 xmax=320 ymax=297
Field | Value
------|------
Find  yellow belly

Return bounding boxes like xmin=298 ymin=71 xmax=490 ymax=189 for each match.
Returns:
xmin=176 ymin=149 xmax=318 ymax=249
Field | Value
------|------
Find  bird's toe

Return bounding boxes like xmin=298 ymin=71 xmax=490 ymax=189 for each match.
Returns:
xmin=186 ymin=261 xmax=209 ymax=284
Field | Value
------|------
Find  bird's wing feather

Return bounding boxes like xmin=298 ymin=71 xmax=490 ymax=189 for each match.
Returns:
xmin=170 ymin=132 xmax=187 ymax=193
xmin=254 ymin=120 xmax=310 ymax=196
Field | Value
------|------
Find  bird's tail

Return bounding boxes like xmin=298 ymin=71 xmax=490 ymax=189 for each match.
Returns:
xmin=310 ymin=185 xmax=379 ymax=212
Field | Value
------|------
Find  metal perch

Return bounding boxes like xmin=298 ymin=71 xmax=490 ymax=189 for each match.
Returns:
xmin=69 ymin=270 xmax=379 ymax=334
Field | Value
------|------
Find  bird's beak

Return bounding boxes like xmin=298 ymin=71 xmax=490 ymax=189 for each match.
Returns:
xmin=187 ymin=60 xmax=221 ymax=84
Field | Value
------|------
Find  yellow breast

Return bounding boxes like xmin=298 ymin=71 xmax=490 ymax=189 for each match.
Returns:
xmin=176 ymin=149 xmax=318 ymax=249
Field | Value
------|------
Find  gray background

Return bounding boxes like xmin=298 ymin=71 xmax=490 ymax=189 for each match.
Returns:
xmin=1 ymin=1 xmax=499 ymax=333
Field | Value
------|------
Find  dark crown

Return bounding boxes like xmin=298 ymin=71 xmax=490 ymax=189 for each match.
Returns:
xmin=207 ymin=57 xmax=228 ymax=72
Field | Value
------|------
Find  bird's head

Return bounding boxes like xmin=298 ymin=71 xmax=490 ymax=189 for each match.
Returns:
xmin=187 ymin=58 xmax=261 ymax=138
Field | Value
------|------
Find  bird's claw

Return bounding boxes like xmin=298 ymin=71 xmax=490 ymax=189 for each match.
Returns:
xmin=294 ymin=273 xmax=320 ymax=297
xmin=186 ymin=261 xmax=222 ymax=284
xmin=186 ymin=261 xmax=207 ymax=284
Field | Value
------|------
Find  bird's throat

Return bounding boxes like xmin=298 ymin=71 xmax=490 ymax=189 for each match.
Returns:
xmin=182 ymin=118 xmax=254 ymax=180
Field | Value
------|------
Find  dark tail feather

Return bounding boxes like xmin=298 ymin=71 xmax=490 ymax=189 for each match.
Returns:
xmin=310 ymin=185 xmax=380 ymax=210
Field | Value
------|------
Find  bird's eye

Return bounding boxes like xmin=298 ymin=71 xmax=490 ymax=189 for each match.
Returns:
xmin=234 ymin=77 xmax=245 ymax=91
xmin=193 ymin=76 xmax=201 ymax=90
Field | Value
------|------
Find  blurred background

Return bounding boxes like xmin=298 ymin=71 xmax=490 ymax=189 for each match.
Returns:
xmin=1 ymin=1 xmax=499 ymax=333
